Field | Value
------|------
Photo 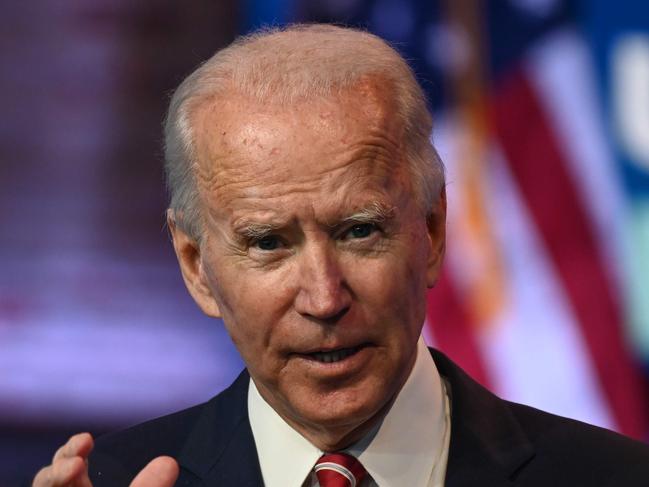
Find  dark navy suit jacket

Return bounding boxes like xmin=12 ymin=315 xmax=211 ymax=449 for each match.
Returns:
xmin=88 ymin=349 xmax=649 ymax=486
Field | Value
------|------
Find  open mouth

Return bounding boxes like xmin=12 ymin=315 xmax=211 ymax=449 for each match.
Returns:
xmin=307 ymin=345 xmax=363 ymax=363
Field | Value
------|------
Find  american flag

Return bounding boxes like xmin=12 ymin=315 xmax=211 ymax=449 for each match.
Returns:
xmin=245 ymin=0 xmax=649 ymax=440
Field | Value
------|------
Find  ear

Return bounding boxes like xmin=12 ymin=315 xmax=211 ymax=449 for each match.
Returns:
xmin=425 ymin=187 xmax=447 ymax=288
xmin=167 ymin=210 xmax=222 ymax=318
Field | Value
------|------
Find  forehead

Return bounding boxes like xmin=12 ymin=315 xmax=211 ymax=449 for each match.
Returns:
xmin=191 ymin=82 xmax=409 ymax=214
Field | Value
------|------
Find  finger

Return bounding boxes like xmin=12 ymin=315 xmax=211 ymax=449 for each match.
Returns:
xmin=130 ymin=456 xmax=179 ymax=487
xmin=32 ymin=456 xmax=86 ymax=487
xmin=52 ymin=433 xmax=94 ymax=463
xmin=32 ymin=466 xmax=53 ymax=487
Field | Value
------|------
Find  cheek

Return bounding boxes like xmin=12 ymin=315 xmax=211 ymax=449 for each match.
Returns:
xmin=347 ymin=255 xmax=423 ymax=313
xmin=204 ymin=256 xmax=293 ymax=350
xmin=345 ymin=242 xmax=429 ymax=336
xmin=215 ymin=283 xmax=280 ymax=381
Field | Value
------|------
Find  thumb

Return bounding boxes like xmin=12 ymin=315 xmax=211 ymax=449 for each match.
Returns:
xmin=130 ymin=456 xmax=179 ymax=487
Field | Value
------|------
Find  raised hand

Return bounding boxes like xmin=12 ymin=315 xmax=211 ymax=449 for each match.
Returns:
xmin=33 ymin=433 xmax=94 ymax=487
xmin=32 ymin=433 xmax=179 ymax=487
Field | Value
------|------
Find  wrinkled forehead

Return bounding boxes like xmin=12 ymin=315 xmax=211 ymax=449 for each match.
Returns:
xmin=190 ymin=79 xmax=405 ymax=183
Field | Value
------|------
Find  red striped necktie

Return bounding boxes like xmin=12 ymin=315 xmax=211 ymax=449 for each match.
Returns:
xmin=314 ymin=453 xmax=367 ymax=487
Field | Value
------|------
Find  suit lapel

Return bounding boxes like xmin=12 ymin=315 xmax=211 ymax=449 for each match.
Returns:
xmin=177 ymin=370 xmax=264 ymax=486
xmin=431 ymin=349 xmax=535 ymax=486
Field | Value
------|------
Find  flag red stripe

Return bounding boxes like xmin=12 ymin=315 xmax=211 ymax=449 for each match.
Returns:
xmin=491 ymin=69 xmax=647 ymax=438
xmin=426 ymin=268 xmax=492 ymax=388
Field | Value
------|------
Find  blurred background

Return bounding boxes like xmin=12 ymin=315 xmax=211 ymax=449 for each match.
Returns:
xmin=1 ymin=0 xmax=648 ymax=484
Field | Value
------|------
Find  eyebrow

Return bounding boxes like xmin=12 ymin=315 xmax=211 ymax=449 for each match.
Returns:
xmin=232 ymin=221 xmax=282 ymax=239
xmin=231 ymin=201 xmax=396 ymax=239
xmin=340 ymin=201 xmax=396 ymax=224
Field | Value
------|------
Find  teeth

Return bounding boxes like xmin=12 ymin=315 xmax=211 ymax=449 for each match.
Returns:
xmin=312 ymin=347 xmax=357 ymax=363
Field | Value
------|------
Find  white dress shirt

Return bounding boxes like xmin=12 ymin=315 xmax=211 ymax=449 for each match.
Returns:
xmin=248 ymin=337 xmax=451 ymax=486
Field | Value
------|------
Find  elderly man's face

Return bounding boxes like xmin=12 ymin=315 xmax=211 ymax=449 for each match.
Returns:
xmin=172 ymin=82 xmax=445 ymax=449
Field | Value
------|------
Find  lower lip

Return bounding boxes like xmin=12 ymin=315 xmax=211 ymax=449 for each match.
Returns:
xmin=293 ymin=345 xmax=373 ymax=375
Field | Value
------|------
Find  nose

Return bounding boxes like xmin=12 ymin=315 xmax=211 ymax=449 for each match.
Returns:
xmin=294 ymin=241 xmax=351 ymax=322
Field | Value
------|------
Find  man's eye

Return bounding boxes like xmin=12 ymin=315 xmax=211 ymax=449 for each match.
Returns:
xmin=346 ymin=223 xmax=377 ymax=239
xmin=254 ymin=235 xmax=281 ymax=251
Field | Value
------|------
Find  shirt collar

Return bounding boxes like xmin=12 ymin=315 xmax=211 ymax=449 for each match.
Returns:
xmin=248 ymin=378 xmax=321 ymax=487
xmin=248 ymin=336 xmax=446 ymax=487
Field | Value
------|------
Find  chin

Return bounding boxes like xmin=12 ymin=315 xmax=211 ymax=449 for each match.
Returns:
xmin=291 ymin=385 xmax=392 ymax=436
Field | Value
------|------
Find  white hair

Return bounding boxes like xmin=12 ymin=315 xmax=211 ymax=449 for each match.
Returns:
xmin=164 ymin=23 xmax=445 ymax=240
